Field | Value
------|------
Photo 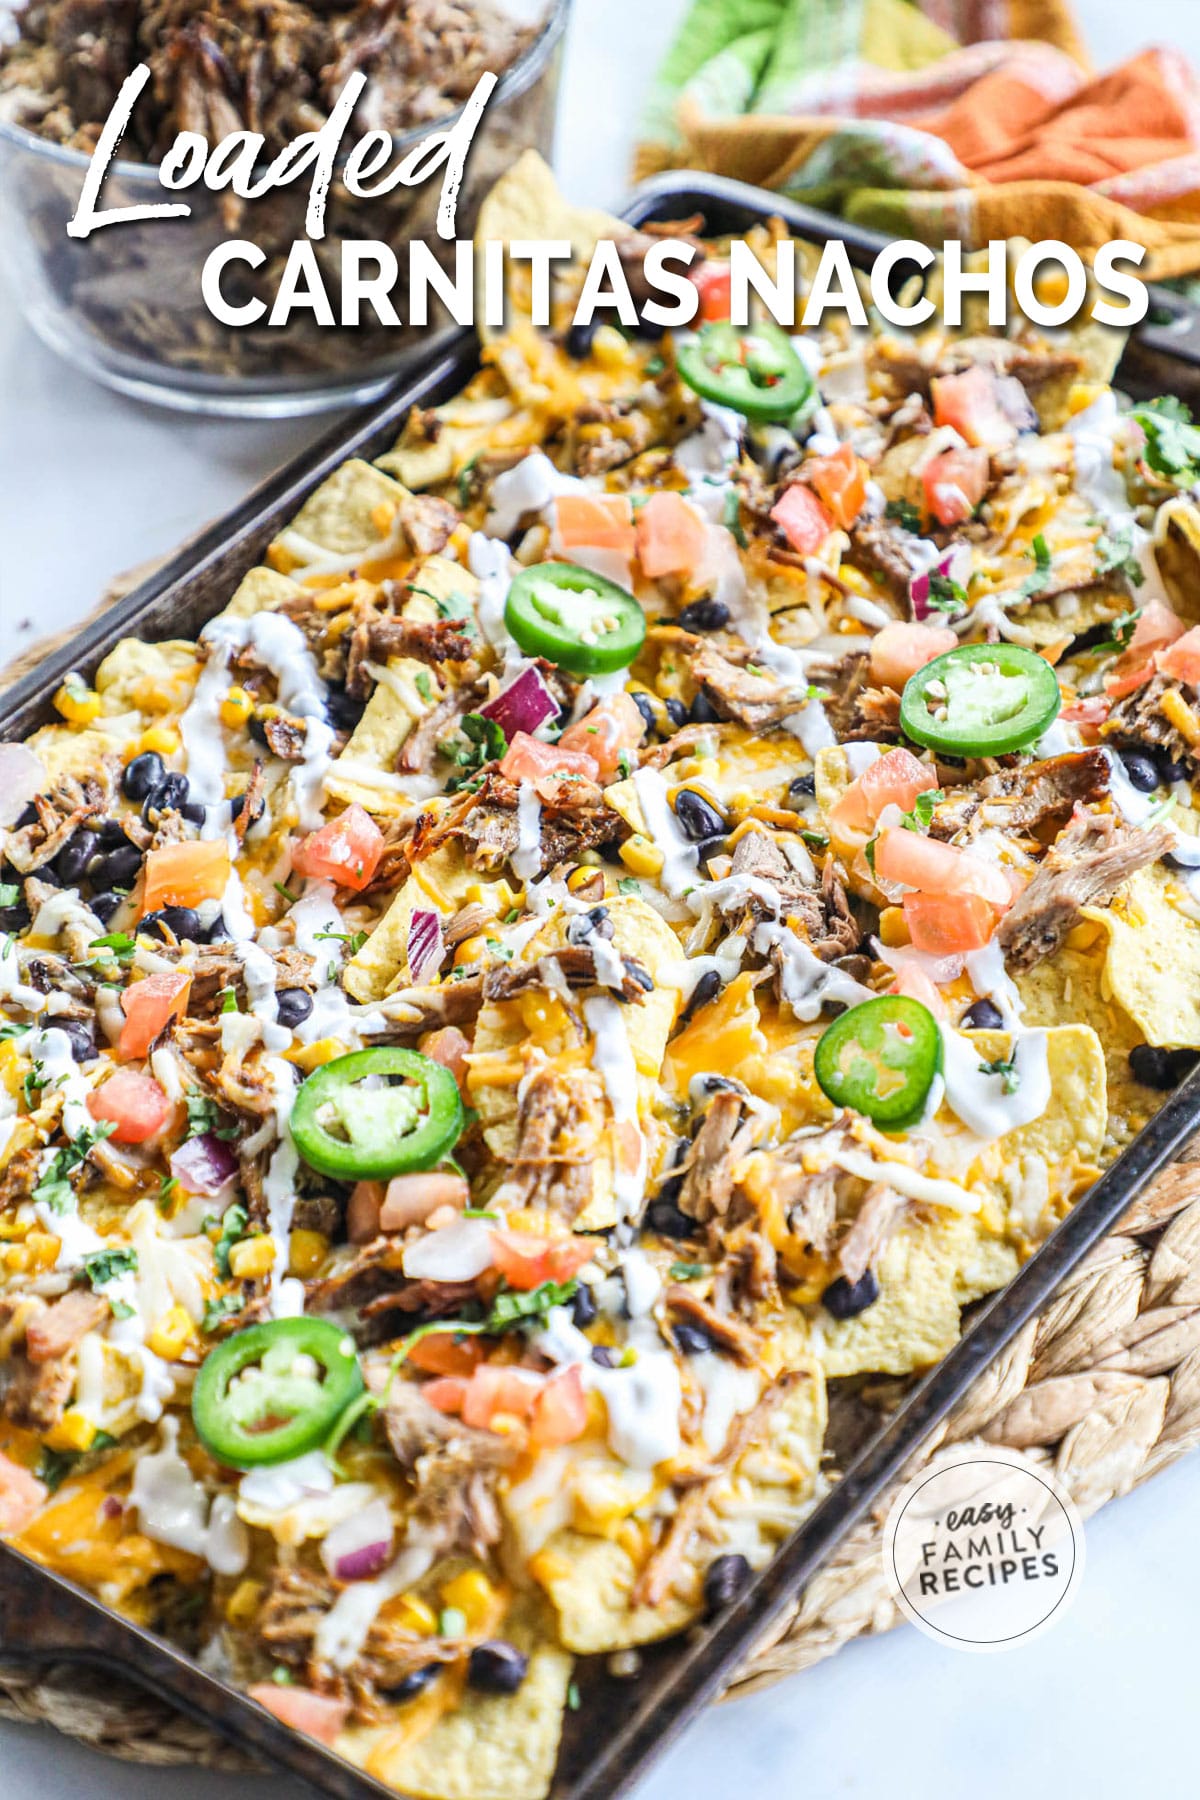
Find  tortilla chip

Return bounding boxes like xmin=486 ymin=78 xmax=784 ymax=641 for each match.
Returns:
xmin=1152 ymin=500 xmax=1200 ymax=627
xmin=1084 ymin=863 xmax=1200 ymax=1050
xmin=344 ymin=844 xmax=479 ymax=1003
xmin=532 ymin=1361 xmax=825 ymax=1653
xmin=807 ymin=1211 xmax=1020 ymax=1378
xmin=27 ymin=723 xmax=121 ymax=781
xmin=377 ymin=383 xmax=520 ymax=491
xmin=468 ymin=896 xmax=683 ymax=1229
xmin=473 ymin=150 xmax=624 ymax=343
xmin=349 ymin=1600 xmax=570 ymax=1800
xmin=1017 ymin=938 xmax=1153 ymax=1146
xmin=1017 ymin=586 xmax=1127 ymax=645
xmin=272 ymin=460 xmax=408 ymax=568
xmin=94 ymin=638 xmax=196 ymax=711
xmin=223 ymin=566 xmax=306 ymax=620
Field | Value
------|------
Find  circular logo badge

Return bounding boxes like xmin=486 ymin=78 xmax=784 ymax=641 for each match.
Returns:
xmin=882 ymin=1447 xmax=1084 ymax=1653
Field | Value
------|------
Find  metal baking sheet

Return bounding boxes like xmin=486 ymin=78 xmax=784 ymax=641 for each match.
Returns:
xmin=2 ymin=170 xmax=1199 ymax=1800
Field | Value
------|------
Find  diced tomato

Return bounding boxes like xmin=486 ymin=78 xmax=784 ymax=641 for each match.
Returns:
xmin=869 ymin=622 xmax=958 ymax=692
xmin=247 ymin=1684 xmax=349 ymax=1746
xmin=118 ymin=969 xmax=191 ymax=1060
xmin=291 ymin=803 xmax=384 ymax=893
xmin=904 ymin=891 xmax=996 ymax=954
xmin=500 ymin=731 xmax=600 ymax=787
xmin=555 ymin=493 xmax=636 ymax=556
xmin=1103 ymin=599 xmax=1183 ymax=697
xmin=87 ymin=1069 xmax=172 ymax=1144
xmin=0 ymin=1450 xmax=47 ymax=1533
xmin=887 ymin=960 xmax=949 ymax=1019
xmin=347 ymin=1180 xmax=384 ymax=1244
xmin=140 ymin=840 xmax=229 ymax=916
xmin=828 ymin=747 xmax=939 ymax=858
xmin=406 ymin=1331 xmax=484 ymax=1378
xmin=419 ymin=1026 xmax=473 ymax=1101
xmin=770 ymin=483 xmax=834 ymax=556
xmin=529 ymin=1365 xmax=588 ymax=1449
xmin=635 ymin=490 xmax=710 ymax=580
xmin=1157 ymin=623 xmax=1200 ymax=686
xmin=930 ymin=366 xmax=1016 ymax=451
xmin=379 ymin=1173 xmax=469 ymax=1231
xmin=460 ymin=1364 xmax=543 ymax=1431
xmin=490 ymin=1228 xmax=598 ymax=1291
xmin=921 ymin=446 xmax=989 ymax=527
xmin=1060 ymin=693 xmax=1111 ymax=727
xmin=874 ymin=828 xmax=1012 ymax=909
xmin=804 ymin=442 xmax=868 ymax=530
xmin=422 ymin=1376 xmax=469 ymax=1416
xmin=691 ymin=261 xmax=732 ymax=322
xmin=1104 ymin=662 xmax=1156 ymax=700
xmin=558 ymin=691 xmax=646 ymax=780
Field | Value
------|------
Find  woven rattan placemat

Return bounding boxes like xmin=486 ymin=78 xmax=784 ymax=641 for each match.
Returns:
xmin=4 ymin=570 xmax=1200 ymax=1766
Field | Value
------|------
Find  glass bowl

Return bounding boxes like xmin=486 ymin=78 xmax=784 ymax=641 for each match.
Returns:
xmin=0 ymin=0 xmax=568 ymax=417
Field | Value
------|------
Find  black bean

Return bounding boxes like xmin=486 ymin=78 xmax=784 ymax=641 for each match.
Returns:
xmin=230 ymin=791 xmax=265 ymax=829
xmin=326 ymin=687 xmax=366 ymax=731
xmin=787 ymin=773 xmax=816 ymax=803
xmin=663 ymin=697 xmax=689 ymax=731
xmin=695 ymin=833 xmax=728 ymax=865
xmin=91 ymin=844 xmax=143 ymax=891
xmin=0 ymin=902 xmax=30 ymax=933
xmin=688 ymin=691 xmax=719 ymax=726
xmin=141 ymin=905 xmax=201 ymax=944
xmin=143 ymin=772 xmax=190 ymax=821
xmin=122 ymin=752 xmax=164 ymax=802
xmin=566 ymin=318 xmax=599 ymax=361
xmin=53 ymin=834 xmax=97 ymax=886
xmin=673 ymin=789 xmax=725 ymax=843
xmin=703 ymin=1554 xmax=751 ymax=1619
xmin=383 ymin=1664 xmax=440 ymax=1702
xmin=89 ymin=891 xmax=123 ymax=926
xmin=821 ymin=1270 xmax=880 ymax=1320
xmin=94 ymin=818 xmax=130 ymax=850
xmin=468 ymin=1642 xmax=530 ymax=1695
xmin=632 ymin=311 xmax=666 ymax=343
xmin=247 ymin=716 xmax=271 ymax=749
xmin=677 ymin=969 xmax=722 ymax=1029
xmin=180 ymin=802 xmax=207 ymax=827
xmin=961 ymin=998 xmax=1005 ymax=1032
xmin=571 ymin=1282 xmax=597 ymax=1329
xmin=1118 ymin=749 xmax=1160 ymax=794
xmin=645 ymin=1193 xmax=696 ymax=1240
xmin=1158 ymin=754 xmax=1190 ymax=786
xmin=677 ymin=599 xmax=731 ymax=634
xmin=1130 ymin=1044 xmax=1198 ymax=1089
xmin=631 ymin=692 xmax=658 ymax=736
xmin=14 ymin=802 xmax=38 ymax=829
xmin=1170 ymin=1048 xmax=1200 ymax=1083
xmin=55 ymin=1020 xmax=97 ymax=1063
xmin=672 ymin=1322 xmax=713 ymax=1356
xmin=591 ymin=1344 xmax=619 ymax=1369
xmin=694 ymin=1074 xmax=744 ymax=1101
xmin=276 ymin=988 xmax=314 ymax=1030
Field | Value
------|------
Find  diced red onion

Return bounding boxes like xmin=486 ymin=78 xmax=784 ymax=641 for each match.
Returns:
xmin=170 ymin=1131 xmax=239 ymax=1197
xmin=910 ymin=545 xmax=972 ymax=622
xmin=407 ymin=909 xmax=444 ymax=984
xmin=0 ymin=743 xmax=47 ymax=827
xmin=873 ymin=938 xmax=964 ymax=986
xmin=402 ymin=1217 xmax=495 ymax=1282
xmin=321 ymin=1498 xmax=394 ymax=1583
xmin=480 ymin=663 xmax=558 ymax=742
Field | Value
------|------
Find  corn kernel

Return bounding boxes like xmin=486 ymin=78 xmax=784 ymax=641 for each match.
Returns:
xmin=54 ymin=681 xmax=102 ymax=726
xmin=134 ymin=725 xmax=180 ymax=758
xmin=284 ymin=1037 xmax=347 ymax=1072
xmin=0 ymin=1214 xmax=30 ymax=1242
xmin=619 ymin=834 xmax=664 ymax=879
xmin=147 ymin=1304 xmax=195 ymax=1362
xmin=877 ymin=906 xmax=909 ymax=947
xmin=1162 ymin=686 xmax=1200 ymax=746
xmin=371 ymin=500 xmax=398 ymax=537
xmin=566 ymin=865 xmax=605 ymax=900
xmin=229 ymin=1236 xmax=276 ymax=1280
xmin=591 ymin=324 xmax=634 ymax=371
xmin=25 ymin=1231 xmax=62 ymax=1271
xmin=220 ymin=685 xmax=254 ymax=729
xmin=440 ymin=1570 xmax=499 ymax=1633
xmin=393 ymin=1593 xmax=438 ymax=1636
xmin=44 ymin=1409 xmax=97 ymax=1454
xmin=454 ymin=933 xmax=493 ymax=968
xmin=226 ymin=1578 xmax=265 ymax=1625
xmin=529 ymin=1548 xmax=573 ymax=1587
xmin=289 ymin=1230 xmax=329 ymax=1278
xmin=2 ymin=1245 xmax=28 ymax=1273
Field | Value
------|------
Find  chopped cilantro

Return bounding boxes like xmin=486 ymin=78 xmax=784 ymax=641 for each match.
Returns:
xmin=645 ymin=355 xmax=665 ymax=377
xmin=313 ymin=928 xmax=368 ymax=956
xmin=927 ymin=573 xmax=968 ymax=616
xmin=1094 ymin=522 xmax=1145 ymax=589
xmin=617 ymin=876 xmax=641 ymax=895
xmin=202 ymin=1292 xmax=246 ymax=1333
xmin=456 ymin=456 xmax=480 ymax=509
xmin=1131 ymin=396 xmax=1200 ymax=486
xmin=274 ymin=880 xmax=301 ymax=905
xmin=485 ymin=1279 xmax=578 ymax=1332
xmin=185 ymin=1091 xmax=237 ymax=1141
xmin=885 ymin=498 xmax=922 ymax=532
xmin=211 ymin=1202 xmax=249 ymax=1278
xmin=158 ymin=1172 xmax=180 ymax=1211
xmin=218 ymin=986 xmax=239 ymax=1015
xmin=414 ymin=669 xmax=434 ymax=703
xmin=1018 ymin=533 xmax=1053 ymax=599
xmin=617 ymin=748 xmax=634 ymax=779
xmin=83 ymin=1247 xmax=138 ymax=1289
xmin=0 ymin=884 xmax=19 ymax=909
xmin=32 ymin=1123 xmax=116 ymax=1213
xmin=87 ymin=932 xmax=137 ymax=965
xmin=566 ymin=1680 xmax=581 ymax=1712
xmin=669 ymin=1261 xmax=707 ymax=1281
xmin=979 ymin=1054 xmax=1020 ymax=1095
xmin=38 ymin=1432 xmax=116 ymax=1493
xmin=723 ymin=487 xmax=748 ymax=549
xmin=899 ymin=789 xmax=944 ymax=833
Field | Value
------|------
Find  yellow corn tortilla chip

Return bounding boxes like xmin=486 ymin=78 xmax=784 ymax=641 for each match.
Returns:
xmin=94 ymin=638 xmax=196 ymax=711
xmin=1152 ymin=499 xmax=1200 ymax=627
xmin=27 ymin=723 xmax=121 ymax=782
xmin=223 ymin=566 xmax=306 ymax=620
xmin=531 ymin=1361 xmax=825 ymax=1653
xmin=272 ymin=459 xmax=409 ymax=567
xmin=346 ymin=1600 xmax=570 ymax=1800
xmin=377 ymin=383 xmax=521 ymax=492
xmin=806 ymin=1211 xmax=1020 ymax=1379
xmin=468 ymin=896 xmax=683 ymax=1230
xmin=1017 ymin=586 xmax=1128 ymax=646
xmin=1017 ymin=938 xmax=1153 ymax=1148
xmin=1084 ymin=862 xmax=1200 ymax=1050
xmin=473 ymin=150 xmax=624 ymax=344
xmin=344 ymin=844 xmax=479 ymax=1003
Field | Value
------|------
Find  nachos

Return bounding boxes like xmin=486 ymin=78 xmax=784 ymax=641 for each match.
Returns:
xmin=0 ymin=157 xmax=1195 ymax=1793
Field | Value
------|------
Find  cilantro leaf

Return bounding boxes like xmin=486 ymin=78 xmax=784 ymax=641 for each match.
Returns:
xmin=87 ymin=933 xmax=137 ymax=965
xmin=484 ymin=1279 xmax=579 ymax=1332
xmin=83 ymin=1247 xmax=138 ymax=1290
xmin=32 ymin=1123 xmax=116 ymax=1212
xmin=927 ymin=573 xmax=968 ymax=616
xmin=185 ymin=1091 xmax=237 ymax=1142
xmin=885 ymin=498 xmax=921 ymax=533
xmin=1018 ymin=533 xmax=1053 ymax=599
xmin=979 ymin=1054 xmax=1020 ymax=1095
xmin=899 ymin=789 xmax=944 ymax=833
xmin=202 ymin=1292 xmax=246 ymax=1333
xmin=210 ymin=1201 xmax=249 ymax=1278
xmin=0 ymin=884 xmax=20 ymax=909
xmin=1094 ymin=523 xmax=1145 ymax=589
xmin=1131 ymin=397 xmax=1200 ymax=486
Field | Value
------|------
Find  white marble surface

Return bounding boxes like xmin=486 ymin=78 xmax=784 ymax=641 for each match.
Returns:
xmin=2 ymin=1 xmax=1200 ymax=1797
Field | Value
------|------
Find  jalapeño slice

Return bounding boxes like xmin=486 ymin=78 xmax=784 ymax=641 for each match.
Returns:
xmin=675 ymin=321 xmax=815 ymax=422
xmin=291 ymin=1047 xmax=463 ymax=1182
xmin=192 ymin=1317 xmax=363 ymax=1468
xmin=814 ymin=995 xmax=942 ymax=1130
xmin=900 ymin=643 xmax=1061 ymax=758
xmin=504 ymin=562 xmax=646 ymax=676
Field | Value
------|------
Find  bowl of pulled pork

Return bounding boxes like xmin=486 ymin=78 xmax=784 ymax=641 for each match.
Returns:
xmin=0 ymin=0 xmax=567 ymax=413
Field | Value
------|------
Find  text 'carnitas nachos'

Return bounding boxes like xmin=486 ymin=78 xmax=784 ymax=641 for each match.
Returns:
xmin=0 ymin=153 xmax=1197 ymax=1795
